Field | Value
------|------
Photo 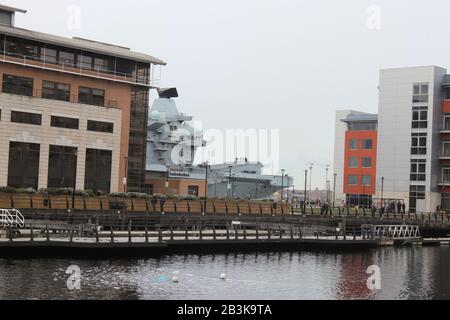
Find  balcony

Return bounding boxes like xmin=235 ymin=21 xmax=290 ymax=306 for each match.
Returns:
xmin=0 ymin=51 xmax=152 ymax=87
xmin=0 ymin=86 xmax=119 ymax=110
xmin=439 ymin=154 xmax=450 ymax=160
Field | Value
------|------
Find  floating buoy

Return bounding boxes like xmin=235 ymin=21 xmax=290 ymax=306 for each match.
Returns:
xmin=172 ymin=276 xmax=179 ymax=283
xmin=220 ymin=273 xmax=227 ymax=280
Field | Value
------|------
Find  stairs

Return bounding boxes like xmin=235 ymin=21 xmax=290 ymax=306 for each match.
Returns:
xmin=0 ymin=209 xmax=25 ymax=228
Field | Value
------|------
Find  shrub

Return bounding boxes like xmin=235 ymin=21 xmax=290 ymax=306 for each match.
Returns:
xmin=84 ymin=189 xmax=96 ymax=197
xmin=16 ymin=188 xmax=37 ymax=194
xmin=0 ymin=186 xmax=17 ymax=194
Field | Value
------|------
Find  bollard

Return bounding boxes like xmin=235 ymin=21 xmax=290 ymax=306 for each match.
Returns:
xmin=291 ymin=227 xmax=294 ymax=240
xmin=95 ymin=226 xmax=99 ymax=243
xmin=279 ymin=226 xmax=283 ymax=240
xmin=158 ymin=228 xmax=163 ymax=243
xmin=128 ymin=227 xmax=132 ymax=243
xmin=30 ymin=226 xmax=34 ymax=242
xmin=185 ymin=226 xmax=189 ymax=240
xmin=8 ymin=225 xmax=13 ymax=242
xmin=353 ymin=228 xmax=356 ymax=240
xmin=145 ymin=227 xmax=149 ymax=243
xmin=243 ymin=227 xmax=247 ymax=240
xmin=268 ymin=228 xmax=271 ymax=240
xmin=199 ymin=227 xmax=203 ymax=240
xmin=235 ymin=227 xmax=239 ymax=240
xmin=226 ymin=227 xmax=230 ymax=240
xmin=298 ymin=227 xmax=303 ymax=239
xmin=110 ymin=227 xmax=114 ymax=243
xmin=46 ymin=225 xmax=50 ymax=242
xmin=170 ymin=227 xmax=174 ymax=241
xmin=213 ymin=226 xmax=217 ymax=240
xmin=256 ymin=225 xmax=259 ymax=240
xmin=70 ymin=229 xmax=73 ymax=243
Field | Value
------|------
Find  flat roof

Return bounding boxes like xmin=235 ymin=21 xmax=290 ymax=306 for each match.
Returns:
xmin=342 ymin=113 xmax=378 ymax=123
xmin=0 ymin=4 xmax=27 ymax=13
xmin=0 ymin=24 xmax=166 ymax=65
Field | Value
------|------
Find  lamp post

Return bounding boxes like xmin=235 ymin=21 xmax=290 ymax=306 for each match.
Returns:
xmin=381 ymin=177 xmax=385 ymax=212
xmin=304 ymin=170 xmax=308 ymax=212
xmin=333 ymin=173 xmax=337 ymax=209
xmin=203 ymin=162 xmax=209 ymax=213
xmin=281 ymin=169 xmax=285 ymax=202
xmin=325 ymin=165 xmax=330 ymax=203
xmin=309 ymin=164 xmax=313 ymax=202
xmin=228 ymin=165 xmax=232 ymax=198
xmin=232 ymin=174 xmax=236 ymax=198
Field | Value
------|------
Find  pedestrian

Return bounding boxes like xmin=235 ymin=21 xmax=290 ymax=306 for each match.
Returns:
xmin=397 ymin=201 xmax=402 ymax=214
xmin=402 ymin=202 xmax=406 ymax=214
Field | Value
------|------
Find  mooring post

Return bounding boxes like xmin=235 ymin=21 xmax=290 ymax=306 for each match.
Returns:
xmin=268 ymin=228 xmax=271 ymax=240
xmin=70 ymin=229 xmax=73 ymax=243
xmin=30 ymin=225 xmax=34 ymax=242
xmin=256 ymin=224 xmax=259 ymax=240
xmin=235 ymin=226 xmax=239 ymax=240
xmin=279 ymin=226 xmax=283 ymax=240
xmin=145 ymin=227 xmax=149 ymax=243
xmin=353 ymin=228 xmax=356 ymax=240
xmin=226 ymin=226 xmax=230 ymax=240
xmin=243 ymin=227 xmax=247 ymax=240
xmin=199 ymin=226 xmax=203 ymax=240
xmin=46 ymin=225 xmax=50 ymax=242
xmin=185 ymin=225 xmax=189 ymax=240
xmin=291 ymin=227 xmax=294 ymax=240
xmin=298 ymin=227 xmax=302 ymax=239
xmin=213 ymin=225 xmax=217 ymax=240
xmin=170 ymin=226 xmax=174 ymax=240
xmin=95 ymin=224 xmax=99 ymax=243
xmin=128 ymin=227 xmax=132 ymax=243
xmin=8 ymin=225 xmax=13 ymax=242
xmin=158 ymin=228 xmax=162 ymax=243
xmin=110 ymin=227 xmax=114 ymax=243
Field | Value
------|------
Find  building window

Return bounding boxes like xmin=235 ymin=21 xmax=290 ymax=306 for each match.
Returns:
xmin=2 ymin=74 xmax=33 ymax=97
xmin=349 ymin=139 xmax=358 ymax=150
xmin=7 ymin=142 xmax=40 ymax=189
xmin=87 ymin=120 xmax=114 ymax=133
xmin=348 ymin=157 xmax=358 ymax=168
xmin=409 ymin=185 xmax=426 ymax=213
xmin=42 ymin=81 xmax=71 ymax=102
xmin=445 ymin=87 xmax=450 ymax=100
xmin=78 ymin=86 xmax=105 ymax=107
xmin=410 ymin=159 xmax=426 ymax=182
xmin=442 ymin=168 xmax=450 ymax=183
xmin=362 ymin=157 xmax=372 ymax=168
xmin=443 ymin=141 xmax=450 ymax=157
xmin=59 ymin=51 xmax=76 ymax=67
xmin=10 ymin=111 xmax=42 ymax=126
xmin=348 ymin=122 xmax=377 ymax=131
xmin=84 ymin=149 xmax=112 ymax=194
xmin=444 ymin=115 xmax=450 ymax=130
xmin=47 ymin=145 xmax=77 ymax=189
xmin=413 ymin=84 xmax=429 ymax=103
xmin=50 ymin=116 xmax=79 ymax=130
xmin=348 ymin=175 xmax=358 ymax=185
xmin=188 ymin=185 xmax=199 ymax=197
xmin=412 ymin=107 xmax=428 ymax=129
xmin=411 ymin=133 xmax=427 ymax=155
xmin=362 ymin=139 xmax=372 ymax=150
xmin=361 ymin=175 xmax=372 ymax=186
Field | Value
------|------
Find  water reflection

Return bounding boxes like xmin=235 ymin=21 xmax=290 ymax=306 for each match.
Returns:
xmin=0 ymin=247 xmax=448 ymax=300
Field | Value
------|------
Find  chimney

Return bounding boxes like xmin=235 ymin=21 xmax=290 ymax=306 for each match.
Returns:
xmin=0 ymin=4 xmax=27 ymax=27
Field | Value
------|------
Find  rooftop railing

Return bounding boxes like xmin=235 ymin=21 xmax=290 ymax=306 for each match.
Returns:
xmin=0 ymin=51 xmax=152 ymax=86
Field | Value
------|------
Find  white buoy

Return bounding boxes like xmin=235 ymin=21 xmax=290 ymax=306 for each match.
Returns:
xmin=220 ymin=273 xmax=227 ymax=280
xmin=172 ymin=276 xmax=179 ymax=283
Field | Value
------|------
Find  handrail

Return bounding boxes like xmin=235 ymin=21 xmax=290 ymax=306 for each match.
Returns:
xmin=0 ymin=209 xmax=24 ymax=228
xmin=0 ymin=50 xmax=151 ymax=86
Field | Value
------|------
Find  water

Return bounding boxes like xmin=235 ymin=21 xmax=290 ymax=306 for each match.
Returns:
xmin=0 ymin=247 xmax=449 ymax=300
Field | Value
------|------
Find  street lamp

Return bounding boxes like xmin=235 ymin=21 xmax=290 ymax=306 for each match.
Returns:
xmin=333 ymin=173 xmax=337 ymax=209
xmin=309 ymin=163 xmax=314 ymax=203
xmin=304 ymin=170 xmax=308 ymax=212
xmin=124 ymin=156 xmax=129 ymax=193
xmin=381 ymin=177 xmax=385 ymax=211
xmin=228 ymin=165 xmax=233 ymax=198
xmin=281 ymin=169 xmax=285 ymax=202
xmin=203 ymin=162 xmax=209 ymax=213
xmin=232 ymin=174 xmax=236 ymax=198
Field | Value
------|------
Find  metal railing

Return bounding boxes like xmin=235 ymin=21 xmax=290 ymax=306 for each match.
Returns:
xmin=0 ymin=209 xmax=25 ymax=228
xmin=1 ymin=50 xmax=152 ymax=86
xmin=1 ymin=87 xmax=119 ymax=109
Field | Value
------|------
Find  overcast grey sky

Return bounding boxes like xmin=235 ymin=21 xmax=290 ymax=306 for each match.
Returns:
xmin=7 ymin=0 xmax=450 ymax=189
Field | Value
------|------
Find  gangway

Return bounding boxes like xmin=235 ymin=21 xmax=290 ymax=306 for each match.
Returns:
xmin=362 ymin=225 xmax=421 ymax=240
xmin=0 ymin=209 xmax=25 ymax=228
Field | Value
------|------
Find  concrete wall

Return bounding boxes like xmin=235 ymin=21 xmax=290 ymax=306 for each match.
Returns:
xmin=0 ymin=92 xmax=122 ymax=192
xmin=377 ymin=66 xmax=447 ymax=212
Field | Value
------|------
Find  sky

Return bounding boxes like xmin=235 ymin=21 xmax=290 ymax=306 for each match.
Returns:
xmin=7 ymin=0 xmax=450 ymax=189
